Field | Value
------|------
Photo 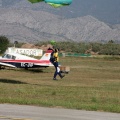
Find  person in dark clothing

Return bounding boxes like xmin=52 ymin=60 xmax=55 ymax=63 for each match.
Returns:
xmin=50 ymin=48 xmax=65 ymax=80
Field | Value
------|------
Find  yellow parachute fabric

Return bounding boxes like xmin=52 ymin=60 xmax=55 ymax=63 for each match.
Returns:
xmin=47 ymin=3 xmax=64 ymax=8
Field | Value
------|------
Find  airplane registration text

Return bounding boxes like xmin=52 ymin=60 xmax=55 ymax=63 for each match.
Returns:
xmin=21 ymin=63 xmax=34 ymax=67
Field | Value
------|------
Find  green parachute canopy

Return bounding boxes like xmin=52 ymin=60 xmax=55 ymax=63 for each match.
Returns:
xmin=28 ymin=0 xmax=72 ymax=7
xmin=50 ymin=40 xmax=56 ymax=45
xmin=28 ymin=0 xmax=44 ymax=3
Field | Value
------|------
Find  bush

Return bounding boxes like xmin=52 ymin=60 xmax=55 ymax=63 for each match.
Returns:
xmin=0 ymin=36 xmax=10 ymax=54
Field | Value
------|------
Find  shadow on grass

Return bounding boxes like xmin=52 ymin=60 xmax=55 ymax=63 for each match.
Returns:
xmin=3 ymin=68 xmax=46 ymax=73
xmin=27 ymin=68 xmax=44 ymax=73
xmin=0 ymin=78 xmax=52 ymax=86
xmin=0 ymin=79 xmax=28 ymax=84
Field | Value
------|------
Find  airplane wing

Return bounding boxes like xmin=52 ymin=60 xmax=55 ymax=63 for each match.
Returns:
xmin=34 ymin=63 xmax=54 ymax=67
xmin=0 ymin=62 xmax=16 ymax=68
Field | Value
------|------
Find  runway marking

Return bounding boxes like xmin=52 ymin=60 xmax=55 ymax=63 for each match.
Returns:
xmin=0 ymin=116 xmax=31 ymax=120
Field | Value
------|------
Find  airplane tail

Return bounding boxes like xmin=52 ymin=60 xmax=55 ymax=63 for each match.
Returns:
xmin=28 ymin=50 xmax=53 ymax=67
xmin=40 ymin=50 xmax=53 ymax=61
xmin=40 ymin=50 xmax=53 ymax=66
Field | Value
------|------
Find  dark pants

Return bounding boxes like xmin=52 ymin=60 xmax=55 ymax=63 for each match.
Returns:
xmin=53 ymin=62 xmax=62 ymax=79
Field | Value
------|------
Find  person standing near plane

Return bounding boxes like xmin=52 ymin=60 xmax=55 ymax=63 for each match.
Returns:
xmin=51 ymin=48 xmax=65 ymax=80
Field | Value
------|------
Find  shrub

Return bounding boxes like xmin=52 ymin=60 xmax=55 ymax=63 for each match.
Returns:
xmin=0 ymin=36 xmax=10 ymax=54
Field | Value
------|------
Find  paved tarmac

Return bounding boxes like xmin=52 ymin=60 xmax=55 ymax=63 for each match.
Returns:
xmin=0 ymin=104 xmax=120 ymax=120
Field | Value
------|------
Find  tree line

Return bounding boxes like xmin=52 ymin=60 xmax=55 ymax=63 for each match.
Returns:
xmin=36 ymin=41 xmax=120 ymax=55
xmin=0 ymin=36 xmax=120 ymax=55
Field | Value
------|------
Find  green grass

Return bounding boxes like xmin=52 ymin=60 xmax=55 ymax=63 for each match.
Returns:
xmin=0 ymin=56 xmax=120 ymax=113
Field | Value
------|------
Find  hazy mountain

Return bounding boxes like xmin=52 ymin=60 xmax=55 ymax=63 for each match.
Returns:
xmin=0 ymin=8 xmax=120 ymax=43
xmin=0 ymin=0 xmax=120 ymax=43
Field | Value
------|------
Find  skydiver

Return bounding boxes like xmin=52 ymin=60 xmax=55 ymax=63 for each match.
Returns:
xmin=50 ymin=48 xmax=65 ymax=80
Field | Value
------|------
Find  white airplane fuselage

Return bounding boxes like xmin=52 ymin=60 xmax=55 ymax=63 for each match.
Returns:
xmin=0 ymin=50 xmax=53 ymax=69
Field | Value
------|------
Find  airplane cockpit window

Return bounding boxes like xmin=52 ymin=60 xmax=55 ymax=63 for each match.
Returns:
xmin=7 ymin=54 xmax=11 ymax=59
xmin=2 ymin=54 xmax=12 ymax=59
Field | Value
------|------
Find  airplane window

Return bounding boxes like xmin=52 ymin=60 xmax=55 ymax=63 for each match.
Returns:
xmin=2 ymin=54 xmax=16 ymax=59
xmin=12 ymin=56 xmax=16 ymax=60
xmin=6 ymin=54 xmax=11 ymax=59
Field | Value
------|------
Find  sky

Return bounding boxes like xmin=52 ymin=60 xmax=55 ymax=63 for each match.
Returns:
xmin=0 ymin=0 xmax=120 ymax=24
xmin=62 ymin=0 xmax=120 ymax=24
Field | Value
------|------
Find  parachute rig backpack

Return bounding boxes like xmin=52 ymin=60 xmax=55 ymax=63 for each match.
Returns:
xmin=50 ymin=51 xmax=55 ymax=63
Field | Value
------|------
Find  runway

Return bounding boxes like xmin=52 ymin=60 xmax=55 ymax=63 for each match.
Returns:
xmin=0 ymin=104 xmax=120 ymax=120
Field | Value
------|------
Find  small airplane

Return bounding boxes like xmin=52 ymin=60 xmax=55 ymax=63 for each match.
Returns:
xmin=0 ymin=50 xmax=53 ymax=69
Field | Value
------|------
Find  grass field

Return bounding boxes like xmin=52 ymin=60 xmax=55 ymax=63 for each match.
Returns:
xmin=0 ymin=56 xmax=120 ymax=113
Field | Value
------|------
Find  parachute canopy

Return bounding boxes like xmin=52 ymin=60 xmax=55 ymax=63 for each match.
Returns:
xmin=50 ymin=40 xmax=56 ymax=45
xmin=28 ymin=0 xmax=44 ymax=3
xmin=45 ymin=0 xmax=72 ymax=7
xmin=28 ymin=0 xmax=72 ymax=7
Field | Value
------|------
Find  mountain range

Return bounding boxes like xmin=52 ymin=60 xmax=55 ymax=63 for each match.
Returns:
xmin=0 ymin=0 xmax=120 ymax=43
